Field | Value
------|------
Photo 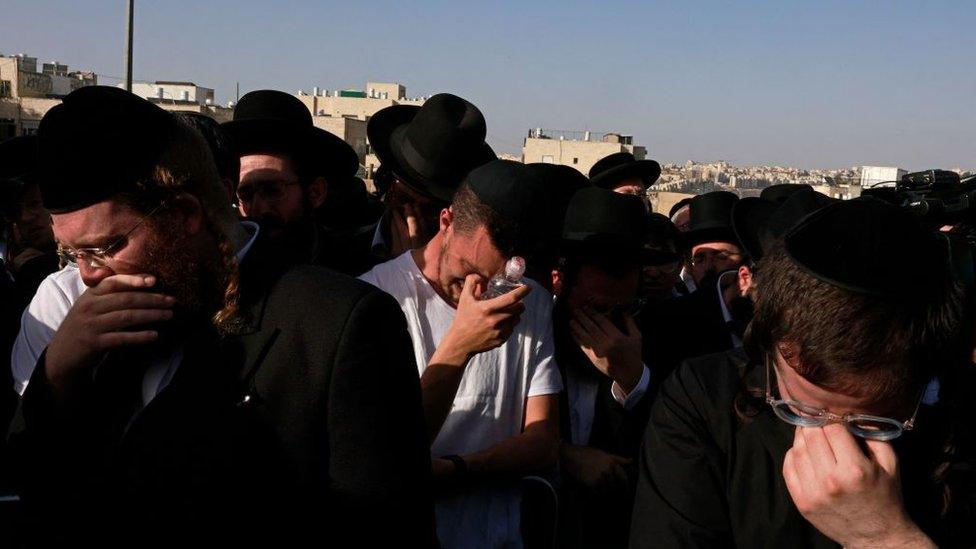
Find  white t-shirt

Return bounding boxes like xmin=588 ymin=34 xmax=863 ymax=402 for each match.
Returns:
xmin=360 ymin=251 xmax=563 ymax=548
xmin=11 ymin=264 xmax=87 ymax=395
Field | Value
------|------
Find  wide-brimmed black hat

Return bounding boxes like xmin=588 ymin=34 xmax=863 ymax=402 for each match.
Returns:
xmin=668 ymin=196 xmax=692 ymax=219
xmin=37 ymin=86 xmax=178 ymax=214
xmin=464 ymin=160 xmax=547 ymax=258
xmin=525 ymin=163 xmax=591 ymax=250
xmin=588 ymin=152 xmax=661 ymax=190
xmin=784 ymin=197 xmax=948 ymax=300
xmin=367 ymin=93 xmax=496 ymax=203
xmin=759 ymin=183 xmax=811 ymax=204
xmin=732 ymin=187 xmax=836 ymax=264
xmin=222 ymin=89 xmax=358 ymax=181
xmin=0 ymin=135 xmax=39 ymax=183
xmin=683 ymin=191 xmax=740 ymax=248
xmin=562 ymin=186 xmax=647 ymax=259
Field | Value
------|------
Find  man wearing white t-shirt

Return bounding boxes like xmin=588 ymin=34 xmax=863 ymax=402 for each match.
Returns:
xmin=361 ymin=160 xmax=562 ymax=548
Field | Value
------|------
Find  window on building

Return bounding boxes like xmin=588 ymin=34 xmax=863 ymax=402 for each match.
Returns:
xmin=542 ymin=155 xmax=554 ymax=164
xmin=0 ymin=118 xmax=15 ymax=140
xmin=0 ymin=81 xmax=11 ymax=98
xmin=573 ymin=157 xmax=578 ymax=164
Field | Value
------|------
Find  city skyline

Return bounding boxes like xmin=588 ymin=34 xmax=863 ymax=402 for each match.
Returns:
xmin=3 ymin=1 xmax=974 ymax=171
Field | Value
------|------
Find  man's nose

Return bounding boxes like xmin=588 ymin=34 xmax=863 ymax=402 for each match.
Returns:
xmin=78 ymin=262 xmax=115 ymax=288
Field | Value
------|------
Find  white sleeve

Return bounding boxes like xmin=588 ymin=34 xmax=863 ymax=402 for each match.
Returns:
xmin=10 ymin=270 xmax=81 ymax=395
xmin=357 ymin=268 xmax=378 ymax=287
xmin=610 ymin=364 xmax=651 ymax=410
xmin=526 ymin=296 xmax=563 ymax=398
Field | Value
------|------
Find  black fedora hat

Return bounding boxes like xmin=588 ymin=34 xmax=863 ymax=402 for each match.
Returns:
xmin=759 ymin=183 xmax=811 ymax=204
xmin=37 ymin=86 xmax=178 ymax=214
xmin=367 ymin=93 xmax=496 ymax=203
xmin=784 ymin=197 xmax=947 ymax=299
xmin=525 ymin=163 xmax=592 ymax=251
xmin=222 ymin=89 xmax=359 ymax=181
xmin=588 ymin=152 xmax=661 ymax=190
xmin=732 ymin=187 xmax=837 ymax=264
xmin=683 ymin=191 xmax=740 ymax=248
xmin=562 ymin=186 xmax=647 ymax=258
xmin=0 ymin=135 xmax=39 ymax=182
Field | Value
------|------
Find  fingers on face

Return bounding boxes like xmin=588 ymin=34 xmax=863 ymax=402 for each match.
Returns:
xmin=94 ymin=274 xmax=156 ymax=294
xmin=98 ymin=308 xmax=174 ymax=332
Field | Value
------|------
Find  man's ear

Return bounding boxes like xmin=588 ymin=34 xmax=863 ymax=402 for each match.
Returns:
xmin=171 ymin=193 xmax=205 ymax=235
xmin=306 ymin=176 xmax=328 ymax=209
xmin=439 ymin=207 xmax=453 ymax=232
xmin=737 ymin=265 xmax=753 ymax=297
xmin=551 ymin=269 xmax=563 ymax=297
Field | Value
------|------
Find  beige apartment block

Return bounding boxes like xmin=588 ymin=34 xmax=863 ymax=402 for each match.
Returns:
xmin=296 ymin=81 xmax=427 ymax=121
xmin=522 ymin=129 xmax=648 ymax=175
xmin=129 ymin=81 xmax=216 ymax=106
xmin=0 ymin=53 xmax=97 ymax=138
xmin=312 ymin=115 xmax=368 ymax=160
xmin=647 ymin=191 xmax=694 ymax=216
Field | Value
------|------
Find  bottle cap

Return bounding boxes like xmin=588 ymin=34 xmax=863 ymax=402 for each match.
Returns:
xmin=505 ymin=256 xmax=526 ymax=279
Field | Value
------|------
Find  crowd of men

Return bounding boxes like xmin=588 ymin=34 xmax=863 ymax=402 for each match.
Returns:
xmin=0 ymin=85 xmax=973 ymax=548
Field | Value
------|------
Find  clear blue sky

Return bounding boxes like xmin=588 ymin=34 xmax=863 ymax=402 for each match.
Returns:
xmin=3 ymin=0 xmax=974 ymax=170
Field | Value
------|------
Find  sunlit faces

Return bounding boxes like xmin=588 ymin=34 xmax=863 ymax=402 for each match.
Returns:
xmin=771 ymin=345 xmax=916 ymax=420
xmin=610 ymin=177 xmax=647 ymax=197
xmin=690 ymin=241 xmax=743 ymax=286
xmin=238 ymin=153 xmax=321 ymax=233
xmin=52 ymin=201 xmax=155 ymax=287
xmin=436 ymin=222 xmax=506 ymax=306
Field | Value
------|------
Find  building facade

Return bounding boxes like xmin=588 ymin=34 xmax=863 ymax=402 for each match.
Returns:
xmin=522 ymin=129 xmax=648 ymax=175
xmin=0 ymin=53 xmax=97 ymax=139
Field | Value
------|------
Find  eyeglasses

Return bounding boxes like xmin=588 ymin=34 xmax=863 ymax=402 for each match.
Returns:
xmin=236 ymin=179 xmax=301 ymax=204
xmin=589 ymin=297 xmax=647 ymax=318
xmin=765 ymin=354 xmax=923 ymax=441
xmin=57 ymin=202 xmax=166 ymax=269
xmin=691 ymin=249 xmax=741 ymax=266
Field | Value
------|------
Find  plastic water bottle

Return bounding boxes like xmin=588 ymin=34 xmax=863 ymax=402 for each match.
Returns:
xmin=481 ymin=256 xmax=526 ymax=300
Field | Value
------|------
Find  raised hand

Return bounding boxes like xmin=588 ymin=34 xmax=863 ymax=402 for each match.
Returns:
xmin=782 ymin=424 xmax=936 ymax=549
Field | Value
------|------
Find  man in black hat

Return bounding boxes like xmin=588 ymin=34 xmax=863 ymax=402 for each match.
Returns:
xmin=550 ymin=186 xmax=653 ymax=549
xmin=8 ymin=86 xmax=435 ymax=546
xmin=524 ymin=162 xmax=592 ymax=289
xmin=222 ymin=89 xmax=364 ymax=273
xmin=631 ymin=197 xmax=976 ymax=548
xmin=360 ymin=159 xmax=563 ymax=547
xmin=588 ymin=152 xmax=661 ymax=203
xmin=640 ymin=213 xmax=684 ymax=302
xmin=659 ymin=191 xmax=747 ymax=363
xmin=339 ymin=93 xmax=497 ymax=276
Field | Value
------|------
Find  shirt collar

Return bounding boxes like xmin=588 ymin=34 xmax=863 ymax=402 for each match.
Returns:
xmin=716 ymin=269 xmax=737 ymax=324
xmin=235 ymin=220 xmax=260 ymax=262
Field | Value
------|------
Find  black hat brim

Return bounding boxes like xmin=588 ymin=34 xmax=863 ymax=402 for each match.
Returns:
xmin=222 ymin=118 xmax=359 ymax=180
xmin=731 ymin=198 xmax=776 ymax=263
xmin=680 ymin=225 xmax=741 ymax=250
xmin=590 ymin=160 xmax=661 ymax=190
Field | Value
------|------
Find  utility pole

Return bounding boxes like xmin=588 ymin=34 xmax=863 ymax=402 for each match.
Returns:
xmin=123 ymin=0 xmax=134 ymax=91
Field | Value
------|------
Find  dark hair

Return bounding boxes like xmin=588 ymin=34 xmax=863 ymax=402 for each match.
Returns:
xmin=749 ymin=244 xmax=965 ymax=407
xmin=174 ymin=112 xmax=239 ymax=186
xmin=117 ymin=118 xmax=244 ymax=334
xmin=450 ymin=183 xmax=523 ymax=258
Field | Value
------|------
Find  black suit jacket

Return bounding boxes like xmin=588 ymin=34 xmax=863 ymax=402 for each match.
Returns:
xmin=630 ymin=350 xmax=976 ymax=548
xmin=554 ymin=330 xmax=654 ymax=549
xmin=8 ymin=235 xmax=436 ymax=547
